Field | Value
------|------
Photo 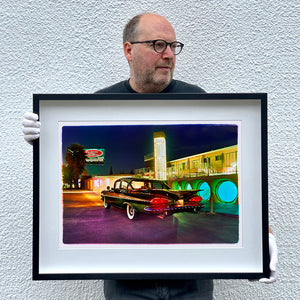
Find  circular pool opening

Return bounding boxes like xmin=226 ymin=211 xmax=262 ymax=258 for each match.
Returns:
xmin=172 ymin=181 xmax=181 ymax=190
xmin=181 ymin=180 xmax=192 ymax=190
xmin=215 ymin=180 xmax=238 ymax=203
xmin=192 ymin=180 xmax=211 ymax=201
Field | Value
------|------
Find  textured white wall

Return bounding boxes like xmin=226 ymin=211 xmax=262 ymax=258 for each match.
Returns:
xmin=0 ymin=0 xmax=299 ymax=299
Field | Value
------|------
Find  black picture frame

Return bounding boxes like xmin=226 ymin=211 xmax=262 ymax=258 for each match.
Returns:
xmin=33 ymin=93 xmax=269 ymax=280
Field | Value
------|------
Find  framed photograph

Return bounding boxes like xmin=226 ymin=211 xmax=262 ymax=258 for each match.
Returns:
xmin=33 ymin=93 xmax=269 ymax=280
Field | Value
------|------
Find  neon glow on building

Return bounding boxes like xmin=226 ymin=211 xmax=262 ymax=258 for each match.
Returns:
xmin=153 ymin=132 xmax=167 ymax=180
xmin=167 ymin=145 xmax=238 ymax=178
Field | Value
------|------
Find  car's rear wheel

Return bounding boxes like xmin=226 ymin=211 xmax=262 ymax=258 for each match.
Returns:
xmin=103 ymin=198 xmax=110 ymax=209
xmin=126 ymin=204 xmax=135 ymax=220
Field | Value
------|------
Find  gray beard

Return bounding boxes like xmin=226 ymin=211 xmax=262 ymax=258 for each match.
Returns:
xmin=132 ymin=70 xmax=173 ymax=93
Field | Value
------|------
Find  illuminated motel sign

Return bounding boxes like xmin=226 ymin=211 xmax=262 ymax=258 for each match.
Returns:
xmin=84 ymin=148 xmax=105 ymax=165
xmin=153 ymin=132 xmax=167 ymax=180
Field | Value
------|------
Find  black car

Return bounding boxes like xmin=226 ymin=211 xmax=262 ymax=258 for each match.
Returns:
xmin=101 ymin=177 xmax=204 ymax=220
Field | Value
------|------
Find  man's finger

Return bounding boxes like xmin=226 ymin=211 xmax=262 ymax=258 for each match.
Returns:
xmin=24 ymin=134 xmax=40 ymax=143
xmin=24 ymin=112 xmax=39 ymax=121
xmin=22 ymin=127 xmax=40 ymax=135
xmin=22 ymin=119 xmax=41 ymax=128
xmin=259 ymin=276 xmax=276 ymax=284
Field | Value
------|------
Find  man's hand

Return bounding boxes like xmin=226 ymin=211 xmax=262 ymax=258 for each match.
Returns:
xmin=22 ymin=112 xmax=40 ymax=144
xmin=259 ymin=233 xmax=278 ymax=283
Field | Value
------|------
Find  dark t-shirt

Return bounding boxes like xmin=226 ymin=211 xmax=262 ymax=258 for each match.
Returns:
xmin=95 ymin=79 xmax=206 ymax=94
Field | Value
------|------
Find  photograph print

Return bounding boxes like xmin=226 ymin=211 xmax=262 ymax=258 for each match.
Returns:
xmin=60 ymin=121 xmax=240 ymax=246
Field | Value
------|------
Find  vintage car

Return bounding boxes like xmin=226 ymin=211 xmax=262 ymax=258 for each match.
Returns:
xmin=101 ymin=177 xmax=204 ymax=220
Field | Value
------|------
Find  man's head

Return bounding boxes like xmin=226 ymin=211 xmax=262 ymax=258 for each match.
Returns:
xmin=123 ymin=13 xmax=182 ymax=93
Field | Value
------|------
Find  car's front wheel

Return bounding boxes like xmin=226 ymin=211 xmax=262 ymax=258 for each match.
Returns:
xmin=126 ymin=204 xmax=136 ymax=220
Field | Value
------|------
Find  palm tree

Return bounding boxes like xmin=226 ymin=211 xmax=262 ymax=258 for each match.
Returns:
xmin=62 ymin=165 xmax=73 ymax=189
xmin=65 ymin=143 xmax=86 ymax=189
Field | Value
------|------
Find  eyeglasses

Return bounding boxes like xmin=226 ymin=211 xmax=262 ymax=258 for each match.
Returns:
xmin=130 ymin=39 xmax=184 ymax=55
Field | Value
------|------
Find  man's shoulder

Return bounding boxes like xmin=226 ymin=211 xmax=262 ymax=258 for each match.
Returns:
xmin=95 ymin=80 xmax=133 ymax=93
xmin=164 ymin=80 xmax=206 ymax=93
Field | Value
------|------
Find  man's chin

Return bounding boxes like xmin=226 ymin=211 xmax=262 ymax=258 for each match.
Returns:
xmin=133 ymin=73 xmax=173 ymax=92
xmin=153 ymin=75 xmax=172 ymax=87
xmin=151 ymin=80 xmax=171 ymax=92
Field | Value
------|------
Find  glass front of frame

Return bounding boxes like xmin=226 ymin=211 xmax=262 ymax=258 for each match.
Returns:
xmin=33 ymin=94 xmax=269 ymax=280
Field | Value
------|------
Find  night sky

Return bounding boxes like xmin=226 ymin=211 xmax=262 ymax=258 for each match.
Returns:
xmin=62 ymin=123 xmax=238 ymax=176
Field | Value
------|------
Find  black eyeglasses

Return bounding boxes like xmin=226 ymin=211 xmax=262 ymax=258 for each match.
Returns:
xmin=130 ymin=39 xmax=184 ymax=55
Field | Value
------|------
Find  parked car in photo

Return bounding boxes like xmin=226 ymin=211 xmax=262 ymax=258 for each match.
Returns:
xmin=101 ymin=177 xmax=204 ymax=220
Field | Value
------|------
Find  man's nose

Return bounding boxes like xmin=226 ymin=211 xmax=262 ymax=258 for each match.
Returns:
xmin=162 ymin=45 xmax=175 ymax=58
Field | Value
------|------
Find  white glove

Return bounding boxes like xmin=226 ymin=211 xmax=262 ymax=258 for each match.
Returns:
xmin=259 ymin=233 xmax=278 ymax=283
xmin=22 ymin=112 xmax=40 ymax=144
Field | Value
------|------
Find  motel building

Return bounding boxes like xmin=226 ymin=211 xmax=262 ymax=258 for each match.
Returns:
xmin=83 ymin=132 xmax=239 ymax=215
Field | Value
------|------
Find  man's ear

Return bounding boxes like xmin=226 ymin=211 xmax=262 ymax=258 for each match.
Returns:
xmin=124 ymin=42 xmax=133 ymax=62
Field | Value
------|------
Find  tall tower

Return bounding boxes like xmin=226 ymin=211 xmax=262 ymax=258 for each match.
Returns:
xmin=153 ymin=132 xmax=167 ymax=180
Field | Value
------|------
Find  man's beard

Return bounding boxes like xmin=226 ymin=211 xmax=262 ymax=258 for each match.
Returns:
xmin=133 ymin=68 xmax=173 ymax=93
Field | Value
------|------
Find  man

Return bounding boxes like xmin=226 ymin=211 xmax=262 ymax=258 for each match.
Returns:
xmin=23 ymin=13 xmax=278 ymax=300
xmin=95 ymin=13 xmax=205 ymax=95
